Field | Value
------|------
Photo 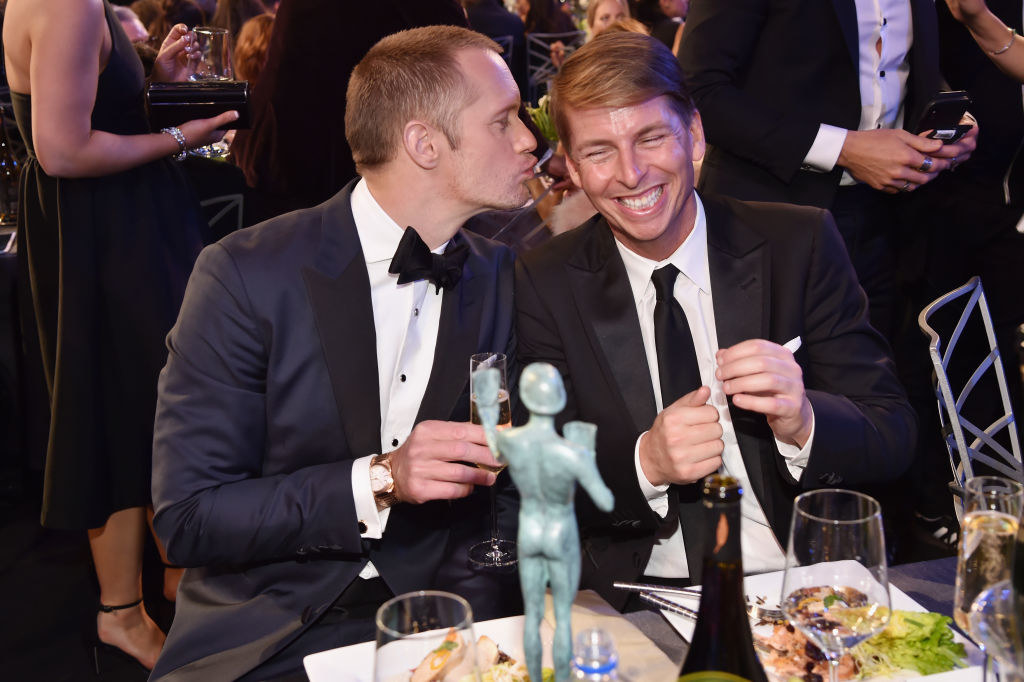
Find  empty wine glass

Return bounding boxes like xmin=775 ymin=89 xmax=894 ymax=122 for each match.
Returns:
xmin=374 ymin=591 xmax=479 ymax=682
xmin=468 ymin=352 xmax=516 ymax=568
xmin=188 ymin=26 xmax=233 ymax=158
xmin=781 ymin=489 xmax=891 ymax=682
xmin=970 ymin=579 xmax=1024 ymax=682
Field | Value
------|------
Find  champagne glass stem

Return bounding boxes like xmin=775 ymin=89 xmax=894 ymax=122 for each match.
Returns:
xmin=488 ymin=484 xmax=500 ymax=549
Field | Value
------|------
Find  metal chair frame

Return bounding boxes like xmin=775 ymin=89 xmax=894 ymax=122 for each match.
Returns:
xmin=525 ymin=30 xmax=585 ymax=104
xmin=918 ymin=276 xmax=1023 ymax=519
xmin=491 ymin=34 xmax=515 ymax=69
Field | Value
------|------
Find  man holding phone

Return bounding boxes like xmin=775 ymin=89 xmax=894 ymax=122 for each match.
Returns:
xmin=678 ymin=0 xmax=978 ymax=340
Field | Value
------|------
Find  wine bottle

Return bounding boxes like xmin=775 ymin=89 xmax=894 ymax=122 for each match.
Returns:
xmin=678 ymin=475 xmax=769 ymax=682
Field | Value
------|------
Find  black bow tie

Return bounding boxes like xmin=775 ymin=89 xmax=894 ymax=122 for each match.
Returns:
xmin=388 ymin=227 xmax=469 ymax=293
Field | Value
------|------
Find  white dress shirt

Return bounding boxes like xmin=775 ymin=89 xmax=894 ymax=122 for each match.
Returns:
xmin=348 ymin=178 xmax=447 ymax=579
xmin=803 ymin=0 xmax=913 ymax=183
xmin=615 ymin=194 xmax=814 ymax=578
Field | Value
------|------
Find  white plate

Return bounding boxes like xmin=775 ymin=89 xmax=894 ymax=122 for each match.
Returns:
xmin=303 ymin=615 xmax=553 ymax=682
xmin=657 ymin=570 xmax=984 ymax=681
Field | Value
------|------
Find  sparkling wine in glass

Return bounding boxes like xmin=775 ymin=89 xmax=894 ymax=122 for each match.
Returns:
xmin=468 ymin=353 xmax=516 ymax=568
xmin=781 ymin=489 xmax=892 ymax=682
xmin=188 ymin=26 xmax=233 ymax=158
xmin=374 ymin=591 xmax=480 ymax=682
xmin=970 ymin=579 xmax=1024 ymax=682
xmin=953 ymin=476 xmax=1023 ymax=634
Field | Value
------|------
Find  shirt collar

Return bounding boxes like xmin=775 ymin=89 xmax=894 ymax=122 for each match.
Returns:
xmin=614 ymin=192 xmax=710 ymax=303
xmin=350 ymin=178 xmax=449 ymax=264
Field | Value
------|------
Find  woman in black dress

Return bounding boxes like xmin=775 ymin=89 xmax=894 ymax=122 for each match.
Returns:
xmin=3 ymin=0 xmax=238 ymax=669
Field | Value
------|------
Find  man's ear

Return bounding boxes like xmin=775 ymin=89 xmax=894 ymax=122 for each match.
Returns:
xmin=565 ymin=151 xmax=583 ymax=189
xmin=402 ymin=120 xmax=441 ymax=170
xmin=689 ymin=110 xmax=706 ymax=165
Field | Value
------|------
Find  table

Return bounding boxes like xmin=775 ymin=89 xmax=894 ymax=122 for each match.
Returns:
xmin=626 ymin=557 xmax=959 ymax=665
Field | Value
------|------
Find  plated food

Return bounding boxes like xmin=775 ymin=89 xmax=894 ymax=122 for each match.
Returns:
xmin=411 ymin=631 xmax=552 ymax=682
xmin=754 ymin=610 xmax=968 ymax=682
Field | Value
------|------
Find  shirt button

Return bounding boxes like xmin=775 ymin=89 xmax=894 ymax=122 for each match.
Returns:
xmin=414 ymin=308 xmax=420 ymax=317
xmin=392 ymin=438 xmax=399 ymax=447
xmin=358 ymin=521 xmax=368 ymax=534
xmin=400 ymin=374 xmax=407 ymax=382
xmin=879 ymin=70 xmax=885 ymax=77
xmin=882 ymin=17 xmax=887 ymax=25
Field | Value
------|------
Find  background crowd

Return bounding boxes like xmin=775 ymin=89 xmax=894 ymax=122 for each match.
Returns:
xmin=0 ymin=0 xmax=1021 ymax=679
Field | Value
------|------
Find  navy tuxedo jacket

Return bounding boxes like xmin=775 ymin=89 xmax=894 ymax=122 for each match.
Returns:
xmin=679 ymin=0 xmax=944 ymax=209
xmin=150 ymin=181 xmax=515 ymax=680
xmin=515 ymin=195 xmax=916 ymax=609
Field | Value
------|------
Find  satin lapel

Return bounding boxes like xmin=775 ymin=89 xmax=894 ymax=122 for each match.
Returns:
xmin=302 ymin=186 xmax=383 ymax=457
xmin=830 ymin=0 xmax=858 ymax=69
xmin=566 ymin=221 xmax=657 ymax=435
xmin=416 ymin=233 xmax=484 ymax=423
xmin=704 ymin=197 xmax=771 ymax=508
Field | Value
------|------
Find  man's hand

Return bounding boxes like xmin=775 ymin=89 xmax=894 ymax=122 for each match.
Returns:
xmin=389 ymin=421 xmax=501 ymax=505
xmin=838 ymin=128 xmax=945 ymax=193
xmin=717 ymin=339 xmax=813 ymax=448
xmin=638 ymin=386 xmax=724 ymax=487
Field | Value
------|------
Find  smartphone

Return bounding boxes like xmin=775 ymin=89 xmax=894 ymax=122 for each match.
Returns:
xmin=915 ymin=90 xmax=972 ymax=144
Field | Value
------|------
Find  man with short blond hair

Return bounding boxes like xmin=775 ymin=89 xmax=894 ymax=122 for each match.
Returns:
xmin=151 ymin=25 xmax=537 ymax=680
xmin=516 ymin=32 xmax=915 ymax=609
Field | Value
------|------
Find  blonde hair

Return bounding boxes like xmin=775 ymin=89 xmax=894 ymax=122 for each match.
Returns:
xmin=233 ymin=13 xmax=274 ymax=83
xmin=600 ymin=17 xmax=649 ymax=36
xmin=345 ymin=25 xmax=500 ymax=171
xmin=586 ymin=0 xmax=630 ymax=33
xmin=550 ymin=31 xmax=695 ymax=151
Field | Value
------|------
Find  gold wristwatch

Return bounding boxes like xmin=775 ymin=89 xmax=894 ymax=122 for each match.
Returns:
xmin=369 ymin=452 xmax=398 ymax=510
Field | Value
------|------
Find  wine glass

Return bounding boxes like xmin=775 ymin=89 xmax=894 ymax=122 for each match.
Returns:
xmin=781 ymin=489 xmax=891 ymax=682
xmin=374 ymin=591 xmax=480 ymax=682
xmin=970 ymin=579 xmax=1024 ymax=682
xmin=953 ymin=476 xmax=1023 ymax=634
xmin=188 ymin=26 xmax=233 ymax=158
xmin=468 ymin=352 xmax=516 ymax=568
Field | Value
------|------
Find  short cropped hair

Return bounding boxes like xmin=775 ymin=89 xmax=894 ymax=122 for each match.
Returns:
xmin=345 ymin=26 xmax=501 ymax=171
xmin=550 ymin=31 xmax=696 ymax=151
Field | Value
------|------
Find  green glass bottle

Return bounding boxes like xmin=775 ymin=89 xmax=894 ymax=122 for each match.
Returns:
xmin=678 ymin=475 xmax=768 ymax=682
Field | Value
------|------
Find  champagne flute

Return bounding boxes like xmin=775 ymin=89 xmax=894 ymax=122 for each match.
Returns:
xmin=188 ymin=26 xmax=233 ymax=158
xmin=954 ymin=476 xmax=1023 ymax=634
xmin=781 ymin=489 xmax=891 ymax=682
xmin=970 ymin=579 xmax=1024 ymax=682
xmin=374 ymin=591 xmax=480 ymax=682
xmin=468 ymin=352 xmax=516 ymax=568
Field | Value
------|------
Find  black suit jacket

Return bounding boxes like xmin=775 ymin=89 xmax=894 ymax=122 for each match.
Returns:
xmin=678 ymin=0 xmax=943 ymax=209
xmin=515 ymin=195 xmax=915 ymax=609
xmin=150 ymin=181 xmax=516 ymax=680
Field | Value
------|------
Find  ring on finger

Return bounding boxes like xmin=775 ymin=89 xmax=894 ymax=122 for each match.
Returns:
xmin=950 ymin=155 xmax=960 ymax=171
xmin=900 ymin=180 xmax=912 ymax=192
xmin=918 ymin=156 xmax=934 ymax=173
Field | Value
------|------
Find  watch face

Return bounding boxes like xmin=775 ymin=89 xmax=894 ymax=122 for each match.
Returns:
xmin=369 ymin=464 xmax=393 ymax=493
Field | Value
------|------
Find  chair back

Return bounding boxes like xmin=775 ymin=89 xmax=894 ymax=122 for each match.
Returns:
xmin=525 ymin=30 xmax=585 ymax=105
xmin=918 ymin=276 xmax=1023 ymax=519
xmin=492 ymin=34 xmax=515 ymax=68
xmin=200 ymin=193 xmax=245 ymax=242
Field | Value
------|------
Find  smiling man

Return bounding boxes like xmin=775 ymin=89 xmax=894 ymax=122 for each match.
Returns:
xmin=150 ymin=26 xmax=536 ymax=681
xmin=515 ymin=32 xmax=916 ymax=609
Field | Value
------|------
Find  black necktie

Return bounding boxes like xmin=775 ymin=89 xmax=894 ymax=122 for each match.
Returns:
xmin=388 ymin=227 xmax=470 ymax=293
xmin=651 ymin=264 xmax=701 ymax=406
xmin=651 ymin=264 xmax=706 ymax=583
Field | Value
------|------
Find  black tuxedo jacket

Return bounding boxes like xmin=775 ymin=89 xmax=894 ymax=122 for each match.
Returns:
xmin=150 ymin=181 xmax=515 ymax=680
xmin=515 ymin=195 xmax=915 ymax=609
xmin=678 ymin=0 xmax=943 ymax=209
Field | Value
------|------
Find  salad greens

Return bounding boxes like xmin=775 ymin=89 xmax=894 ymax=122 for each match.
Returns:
xmin=848 ymin=610 xmax=968 ymax=677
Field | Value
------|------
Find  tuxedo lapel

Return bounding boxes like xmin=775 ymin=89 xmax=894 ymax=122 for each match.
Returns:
xmin=703 ymin=197 xmax=773 ymax=514
xmin=566 ymin=221 xmax=658 ymax=435
xmin=302 ymin=186 xmax=383 ymax=457
xmin=830 ymin=0 xmax=858 ymax=69
xmin=416 ymin=232 xmax=484 ymax=423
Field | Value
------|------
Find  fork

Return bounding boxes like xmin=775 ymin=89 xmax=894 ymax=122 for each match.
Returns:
xmin=630 ymin=586 xmax=786 ymax=623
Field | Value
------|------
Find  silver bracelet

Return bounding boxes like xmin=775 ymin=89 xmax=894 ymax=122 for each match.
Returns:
xmin=990 ymin=26 xmax=1017 ymax=56
xmin=160 ymin=126 xmax=187 ymax=161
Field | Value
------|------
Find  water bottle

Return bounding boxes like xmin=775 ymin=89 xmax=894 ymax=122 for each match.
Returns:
xmin=572 ymin=628 xmax=618 ymax=681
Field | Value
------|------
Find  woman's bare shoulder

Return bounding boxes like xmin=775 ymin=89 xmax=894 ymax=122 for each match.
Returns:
xmin=3 ymin=0 xmax=106 ymax=92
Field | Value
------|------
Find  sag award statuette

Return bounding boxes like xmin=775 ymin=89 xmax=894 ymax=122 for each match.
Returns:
xmin=473 ymin=362 xmax=615 ymax=682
